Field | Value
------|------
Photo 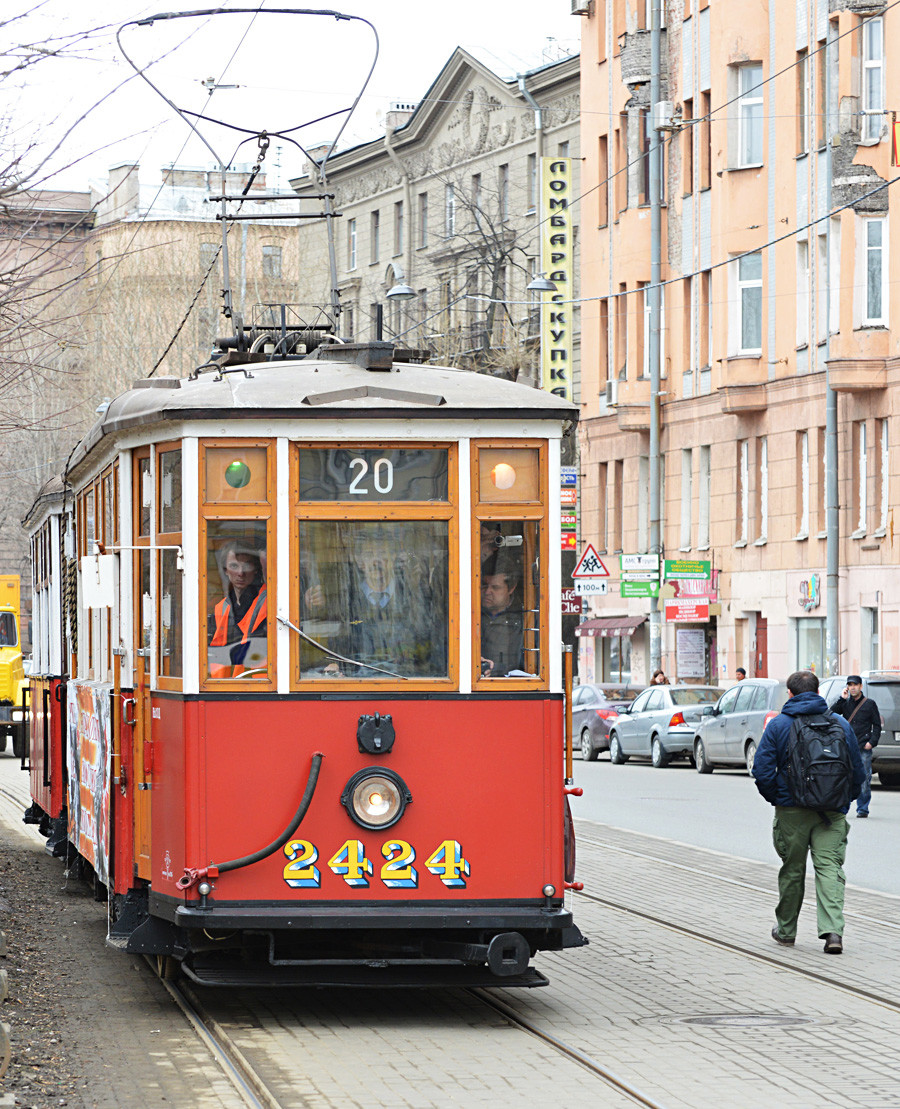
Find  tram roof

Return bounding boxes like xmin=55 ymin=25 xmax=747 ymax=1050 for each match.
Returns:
xmin=68 ymin=349 xmax=578 ymax=474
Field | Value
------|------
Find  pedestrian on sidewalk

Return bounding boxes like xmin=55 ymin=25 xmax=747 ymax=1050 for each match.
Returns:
xmin=751 ymin=669 xmax=864 ymax=955
xmin=829 ymin=676 xmax=880 ymax=818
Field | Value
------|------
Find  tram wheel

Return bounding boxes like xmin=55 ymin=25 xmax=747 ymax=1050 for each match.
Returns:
xmin=580 ymin=729 xmax=598 ymax=762
xmin=155 ymin=955 xmax=179 ymax=981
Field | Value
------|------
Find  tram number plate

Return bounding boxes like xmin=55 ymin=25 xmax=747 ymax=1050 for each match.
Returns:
xmin=297 ymin=448 xmax=449 ymax=502
xmin=282 ymin=838 xmax=470 ymax=890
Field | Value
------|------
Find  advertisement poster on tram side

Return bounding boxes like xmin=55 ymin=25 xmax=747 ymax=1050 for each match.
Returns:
xmin=66 ymin=681 xmax=111 ymax=886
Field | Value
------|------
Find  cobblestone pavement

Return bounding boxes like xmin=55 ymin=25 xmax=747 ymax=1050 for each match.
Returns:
xmin=3 ymin=746 xmax=900 ymax=1108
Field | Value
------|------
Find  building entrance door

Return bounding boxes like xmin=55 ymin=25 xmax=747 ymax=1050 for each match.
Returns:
xmin=755 ymin=616 xmax=768 ymax=677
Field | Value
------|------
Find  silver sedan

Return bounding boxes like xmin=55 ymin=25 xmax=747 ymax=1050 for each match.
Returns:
xmin=608 ymin=685 xmax=725 ymax=768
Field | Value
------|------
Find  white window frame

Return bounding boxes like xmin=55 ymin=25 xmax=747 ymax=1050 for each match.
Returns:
xmin=757 ymin=436 xmax=768 ymax=543
xmin=862 ymin=216 xmax=888 ymax=326
xmin=798 ymin=430 xmax=809 ymax=538
xmin=856 ymin=420 xmax=868 ymax=535
xmin=737 ymin=63 xmax=764 ymax=166
xmin=347 ymin=217 xmax=357 ymax=270
xmin=418 ymin=192 xmax=428 ymax=249
xmin=796 ymin=239 xmax=809 ymax=347
xmin=680 ymin=448 xmax=693 ymax=551
xmin=737 ymin=440 xmax=749 ymax=546
xmin=527 ymin=153 xmax=537 ymax=211
xmin=861 ymin=17 xmax=885 ymax=144
xmin=879 ymin=418 xmax=889 ymax=533
xmin=732 ymin=251 xmax=763 ymax=354
xmin=393 ymin=200 xmax=404 ymax=257
xmin=444 ymin=183 xmax=456 ymax=238
xmin=698 ymin=445 xmax=711 ymax=549
xmin=499 ymin=164 xmax=509 ymax=222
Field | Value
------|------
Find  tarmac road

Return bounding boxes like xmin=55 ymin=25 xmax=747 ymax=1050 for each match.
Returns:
xmin=571 ymin=754 xmax=900 ymax=897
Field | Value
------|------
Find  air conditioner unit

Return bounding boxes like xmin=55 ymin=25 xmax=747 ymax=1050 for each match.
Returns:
xmin=571 ymin=0 xmax=592 ymax=14
xmin=605 ymin=380 xmax=619 ymax=406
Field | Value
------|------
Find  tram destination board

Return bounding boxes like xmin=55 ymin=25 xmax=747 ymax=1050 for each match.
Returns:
xmin=298 ymin=448 xmax=449 ymax=501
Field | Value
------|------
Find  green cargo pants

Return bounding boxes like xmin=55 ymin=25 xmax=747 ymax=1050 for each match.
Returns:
xmin=772 ymin=806 xmax=848 ymax=940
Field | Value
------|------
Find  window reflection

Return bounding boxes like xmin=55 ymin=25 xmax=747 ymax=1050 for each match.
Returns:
xmin=297 ymin=521 xmax=448 ymax=680
xmin=159 ymin=550 xmax=182 ymax=678
xmin=206 ymin=523 xmax=268 ymax=680
xmin=479 ymin=520 xmax=540 ymax=678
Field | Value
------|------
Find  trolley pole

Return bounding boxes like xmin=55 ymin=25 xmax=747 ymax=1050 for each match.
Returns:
xmin=648 ymin=0 xmax=663 ymax=674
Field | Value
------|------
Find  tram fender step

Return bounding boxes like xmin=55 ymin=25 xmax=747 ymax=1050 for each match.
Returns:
xmin=124 ymin=915 xmax=186 ymax=957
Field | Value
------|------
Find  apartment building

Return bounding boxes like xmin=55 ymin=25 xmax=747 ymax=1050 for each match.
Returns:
xmin=577 ymin=0 xmax=898 ymax=684
xmin=291 ymin=47 xmax=581 ymax=391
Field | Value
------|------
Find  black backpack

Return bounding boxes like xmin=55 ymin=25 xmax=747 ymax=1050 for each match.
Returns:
xmin=786 ymin=713 xmax=852 ymax=812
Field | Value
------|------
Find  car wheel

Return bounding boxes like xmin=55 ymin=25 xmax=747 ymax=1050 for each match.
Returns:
xmin=11 ymin=726 xmax=25 ymax=761
xmin=878 ymin=770 xmax=900 ymax=789
xmin=609 ymin=733 xmax=628 ymax=765
xmin=694 ymin=737 xmax=713 ymax=774
xmin=744 ymin=741 xmax=757 ymax=774
xmin=580 ymin=728 xmax=598 ymax=762
xmin=651 ymin=736 xmax=669 ymax=768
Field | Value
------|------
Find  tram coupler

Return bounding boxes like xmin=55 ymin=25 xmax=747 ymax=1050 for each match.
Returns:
xmin=564 ymin=881 xmax=584 ymax=891
xmin=564 ymin=786 xmax=583 ymax=796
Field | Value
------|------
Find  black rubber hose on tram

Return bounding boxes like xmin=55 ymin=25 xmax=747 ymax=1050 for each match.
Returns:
xmin=214 ymin=752 xmax=324 ymax=874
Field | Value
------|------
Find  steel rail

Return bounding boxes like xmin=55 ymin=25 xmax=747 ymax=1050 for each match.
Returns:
xmin=469 ymin=988 xmax=672 ymax=1109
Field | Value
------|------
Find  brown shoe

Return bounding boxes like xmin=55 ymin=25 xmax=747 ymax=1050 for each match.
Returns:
xmin=823 ymin=933 xmax=842 ymax=954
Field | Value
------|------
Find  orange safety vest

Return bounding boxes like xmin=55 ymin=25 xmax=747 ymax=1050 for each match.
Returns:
xmin=210 ymin=584 xmax=267 ymax=678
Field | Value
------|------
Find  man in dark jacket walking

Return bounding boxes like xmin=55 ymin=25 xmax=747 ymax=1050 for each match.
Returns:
xmin=752 ymin=670 xmax=864 ymax=955
xmin=829 ymin=676 xmax=880 ymax=818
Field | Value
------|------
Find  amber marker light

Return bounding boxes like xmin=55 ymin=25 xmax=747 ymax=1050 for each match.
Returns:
xmin=491 ymin=462 xmax=517 ymax=490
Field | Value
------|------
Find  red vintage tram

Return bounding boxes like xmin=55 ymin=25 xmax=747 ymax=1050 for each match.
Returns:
xmin=22 ymin=338 xmax=585 ymax=986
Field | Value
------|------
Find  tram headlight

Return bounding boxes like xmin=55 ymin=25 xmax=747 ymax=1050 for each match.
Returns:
xmin=341 ymin=768 xmax=411 ymax=830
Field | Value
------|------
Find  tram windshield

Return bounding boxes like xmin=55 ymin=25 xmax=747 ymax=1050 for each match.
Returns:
xmin=0 ymin=612 xmax=16 ymax=647
xmin=206 ymin=523 xmax=269 ymax=681
xmin=297 ymin=520 xmax=449 ymax=680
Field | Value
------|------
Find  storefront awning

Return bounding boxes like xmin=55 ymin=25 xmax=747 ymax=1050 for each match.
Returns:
xmin=575 ymin=616 xmax=647 ymax=638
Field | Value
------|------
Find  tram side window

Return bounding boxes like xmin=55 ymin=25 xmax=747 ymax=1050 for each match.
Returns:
xmin=0 ymin=612 xmax=16 ymax=646
xmin=296 ymin=520 xmax=449 ymax=680
xmin=157 ymin=448 xmax=182 ymax=683
xmin=206 ymin=522 xmax=269 ymax=681
xmin=479 ymin=520 xmax=539 ymax=678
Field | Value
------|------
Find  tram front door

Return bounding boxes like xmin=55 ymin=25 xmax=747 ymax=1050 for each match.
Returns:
xmin=133 ymin=653 xmax=152 ymax=880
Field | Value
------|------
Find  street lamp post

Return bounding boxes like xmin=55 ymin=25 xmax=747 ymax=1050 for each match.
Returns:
xmin=376 ymin=281 xmax=417 ymax=341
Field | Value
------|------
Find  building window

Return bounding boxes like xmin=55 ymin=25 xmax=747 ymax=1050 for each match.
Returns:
xmin=756 ymin=436 xmax=768 ymax=542
xmin=444 ymin=183 xmax=456 ymax=237
xmin=863 ymin=607 xmax=879 ymax=670
xmin=797 ymin=430 xmax=809 ymax=538
xmin=698 ymin=446 xmax=711 ymax=549
xmin=796 ymin=240 xmax=809 ymax=348
xmin=817 ymin=232 xmax=829 ymax=345
xmin=736 ymin=63 xmax=764 ymax=166
xmin=736 ymin=439 xmax=749 ymax=544
xmin=861 ymin=17 xmax=885 ymax=143
xmin=527 ymin=153 xmax=537 ymax=211
xmin=598 ymin=135 xmax=609 ymax=226
xmin=853 ymin=420 xmax=867 ymax=535
xmin=733 ymin=251 xmax=763 ymax=353
xmin=796 ymin=617 xmax=825 ymax=674
xmin=682 ymin=98 xmax=694 ymax=194
xmin=638 ymin=455 xmax=649 ymax=552
xmin=877 ymin=418 xmax=889 ymax=533
xmin=417 ymin=192 xmax=428 ymax=248
xmin=680 ymin=448 xmax=693 ymax=550
xmin=796 ymin=49 xmax=810 ymax=155
xmin=393 ymin=201 xmax=404 ymax=256
xmin=597 ymin=462 xmax=608 ymax=551
xmin=863 ymin=217 xmax=887 ymax=325
xmin=499 ymin=163 xmax=509 ymax=221
xmin=611 ymin=459 xmax=624 ymax=551
xmin=262 ymin=244 xmax=282 ymax=279
xmin=344 ymin=305 xmax=354 ymax=339
xmin=817 ymin=426 xmax=827 ymax=534
xmin=558 ymin=141 xmax=570 ymax=158
xmin=699 ymin=91 xmax=712 ymax=189
xmin=347 ymin=217 xmax=357 ymax=269
xmin=370 ymin=210 xmax=380 ymax=264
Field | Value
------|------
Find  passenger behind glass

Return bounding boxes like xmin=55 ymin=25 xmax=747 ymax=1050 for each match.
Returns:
xmin=480 ymin=554 xmax=525 ymax=677
xmin=209 ymin=545 xmax=267 ymax=678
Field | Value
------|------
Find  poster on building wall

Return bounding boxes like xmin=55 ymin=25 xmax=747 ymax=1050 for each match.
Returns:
xmin=676 ymin=628 xmax=707 ymax=680
xmin=540 ymin=157 xmax=573 ymax=402
xmin=66 ymin=681 xmax=111 ymax=886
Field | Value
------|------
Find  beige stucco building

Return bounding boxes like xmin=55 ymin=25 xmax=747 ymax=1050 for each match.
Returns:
xmin=291 ymin=48 xmax=581 ymax=391
xmin=578 ymin=0 xmax=899 ymax=684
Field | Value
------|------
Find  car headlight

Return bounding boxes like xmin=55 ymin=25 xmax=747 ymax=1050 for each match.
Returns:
xmin=341 ymin=768 xmax=411 ymax=830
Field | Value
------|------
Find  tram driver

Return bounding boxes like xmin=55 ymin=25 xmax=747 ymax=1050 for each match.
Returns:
xmin=208 ymin=544 xmax=268 ymax=678
xmin=480 ymin=553 xmax=525 ymax=677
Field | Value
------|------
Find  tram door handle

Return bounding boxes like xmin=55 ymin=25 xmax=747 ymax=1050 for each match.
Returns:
xmin=122 ymin=698 xmax=137 ymax=728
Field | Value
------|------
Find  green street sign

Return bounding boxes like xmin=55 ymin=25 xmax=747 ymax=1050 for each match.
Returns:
xmin=620 ymin=580 xmax=659 ymax=598
xmin=663 ymin=558 xmax=711 ymax=580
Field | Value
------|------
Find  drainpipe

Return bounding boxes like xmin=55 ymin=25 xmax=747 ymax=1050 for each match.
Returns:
xmin=648 ymin=0 xmax=663 ymax=674
xmin=384 ymin=125 xmax=414 ymax=290
xmin=824 ymin=19 xmax=839 ymax=677
xmin=519 ymin=75 xmax=544 ymax=389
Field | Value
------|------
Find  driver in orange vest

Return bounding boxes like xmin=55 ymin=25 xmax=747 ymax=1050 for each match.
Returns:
xmin=209 ymin=546 xmax=267 ymax=678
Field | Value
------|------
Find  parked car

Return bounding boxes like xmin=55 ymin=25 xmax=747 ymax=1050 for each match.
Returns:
xmin=692 ymin=678 xmax=788 ymax=774
xmin=817 ymin=672 xmax=900 ymax=789
xmin=572 ymin=683 xmax=647 ymax=760
xmin=608 ymin=685 xmax=725 ymax=767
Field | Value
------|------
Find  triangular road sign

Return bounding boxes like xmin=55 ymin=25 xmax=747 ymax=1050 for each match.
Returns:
xmin=572 ymin=543 xmax=610 ymax=578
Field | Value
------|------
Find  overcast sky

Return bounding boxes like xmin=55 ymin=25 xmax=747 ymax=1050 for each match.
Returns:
xmin=13 ymin=2 xmax=578 ymax=193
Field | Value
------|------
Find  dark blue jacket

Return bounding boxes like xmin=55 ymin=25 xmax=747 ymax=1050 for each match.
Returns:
xmin=751 ymin=691 xmax=865 ymax=811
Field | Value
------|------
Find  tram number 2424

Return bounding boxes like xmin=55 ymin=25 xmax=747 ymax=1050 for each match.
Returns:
xmin=283 ymin=838 xmax=470 ymax=890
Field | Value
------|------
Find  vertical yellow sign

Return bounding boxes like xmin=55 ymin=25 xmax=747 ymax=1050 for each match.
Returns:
xmin=540 ymin=157 xmax=573 ymax=402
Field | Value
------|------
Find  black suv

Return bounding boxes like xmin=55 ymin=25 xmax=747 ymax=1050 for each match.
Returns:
xmin=818 ymin=672 xmax=900 ymax=789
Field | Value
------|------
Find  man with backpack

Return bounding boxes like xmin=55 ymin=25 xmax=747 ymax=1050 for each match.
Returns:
xmin=752 ymin=670 xmax=865 ymax=955
xmin=829 ymin=676 xmax=881 ymax=818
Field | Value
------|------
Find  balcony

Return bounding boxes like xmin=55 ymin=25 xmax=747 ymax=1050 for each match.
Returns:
xmin=719 ymin=382 xmax=769 ymax=414
xmin=826 ymin=356 xmax=887 ymax=392
xmin=615 ymin=378 xmax=651 ymax=431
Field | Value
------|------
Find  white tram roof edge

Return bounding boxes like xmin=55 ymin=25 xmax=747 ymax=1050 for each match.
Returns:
xmin=68 ymin=348 xmax=578 ymax=475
